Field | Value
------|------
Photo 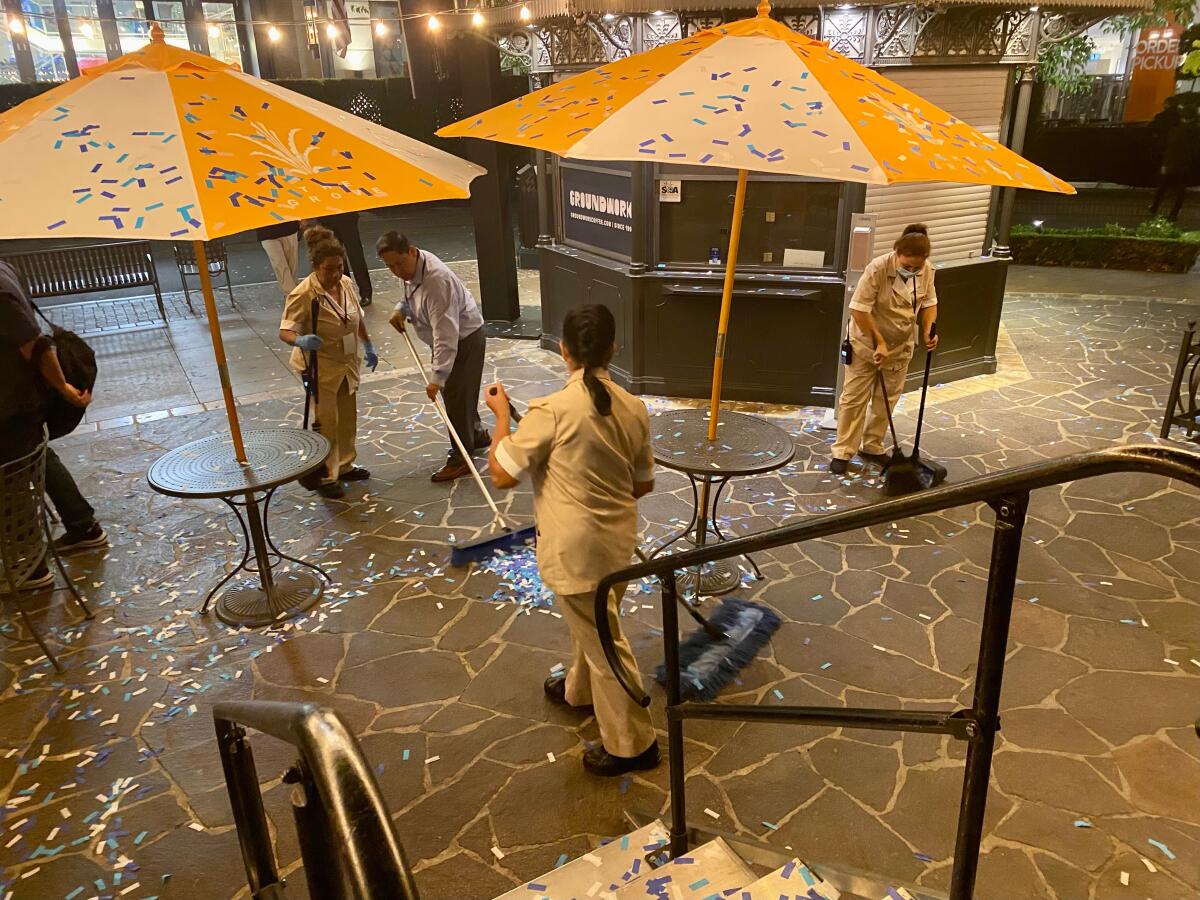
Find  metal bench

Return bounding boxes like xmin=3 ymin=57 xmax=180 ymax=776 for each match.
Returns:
xmin=1161 ymin=319 xmax=1199 ymax=441
xmin=3 ymin=240 xmax=166 ymax=321
xmin=173 ymin=240 xmax=235 ymax=312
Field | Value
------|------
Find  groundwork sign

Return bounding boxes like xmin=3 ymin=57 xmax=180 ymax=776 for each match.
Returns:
xmin=561 ymin=165 xmax=634 ymax=258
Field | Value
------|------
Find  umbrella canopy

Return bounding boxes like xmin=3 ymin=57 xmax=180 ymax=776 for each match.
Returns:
xmin=439 ymin=0 xmax=1072 ymax=439
xmin=0 ymin=32 xmax=482 ymax=241
xmin=438 ymin=3 xmax=1071 ymax=194
xmin=0 ymin=26 xmax=483 ymax=462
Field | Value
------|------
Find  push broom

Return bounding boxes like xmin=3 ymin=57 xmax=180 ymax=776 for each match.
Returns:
xmin=397 ymin=326 xmax=536 ymax=566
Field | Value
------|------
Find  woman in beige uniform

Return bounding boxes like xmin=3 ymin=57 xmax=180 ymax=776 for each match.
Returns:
xmin=831 ymin=223 xmax=938 ymax=475
xmin=279 ymin=226 xmax=378 ymax=499
xmin=486 ymin=304 xmax=660 ymax=777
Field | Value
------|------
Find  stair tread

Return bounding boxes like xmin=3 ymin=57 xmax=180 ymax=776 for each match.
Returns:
xmin=612 ymin=837 xmax=755 ymax=899
xmin=493 ymin=820 xmax=670 ymax=900
xmin=736 ymin=858 xmax=842 ymax=899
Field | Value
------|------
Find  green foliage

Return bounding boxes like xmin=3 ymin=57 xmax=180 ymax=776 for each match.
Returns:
xmin=1010 ymin=224 xmax=1200 ymax=273
xmin=1102 ymin=0 xmax=1196 ymax=36
xmin=1037 ymin=35 xmax=1096 ymax=95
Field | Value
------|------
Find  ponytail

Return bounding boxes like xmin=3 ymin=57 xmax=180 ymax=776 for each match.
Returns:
xmin=562 ymin=304 xmax=616 ymax=417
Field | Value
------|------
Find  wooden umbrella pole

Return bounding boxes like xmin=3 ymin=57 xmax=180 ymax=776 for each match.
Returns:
xmin=194 ymin=240 xmax=248 ymax=463
xmin=707 ymin=167 xmax=749 ymax=441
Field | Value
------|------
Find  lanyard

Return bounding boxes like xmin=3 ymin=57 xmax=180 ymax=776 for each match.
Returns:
xmin=318 ymin=282 xmax=350 ymax=327
xmin=403 ymin=252 xmax=427 ymax=309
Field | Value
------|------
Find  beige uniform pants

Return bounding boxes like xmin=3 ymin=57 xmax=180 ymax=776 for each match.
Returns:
xmin=832 ymin=343 xmax=913 ymax=461
xmin=262 ymin=234 xmax=299 ymax=296
xmin=313 ymin=376 xmax=358 ymax=483
xmin=558 ymin=583 xmax=657 ymax=759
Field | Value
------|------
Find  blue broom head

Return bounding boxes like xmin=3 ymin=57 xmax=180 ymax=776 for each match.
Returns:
xmin=655 ymin=597 xmax=782 ymax=702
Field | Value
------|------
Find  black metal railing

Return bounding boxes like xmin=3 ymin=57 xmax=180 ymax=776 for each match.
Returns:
xmin=213 ymin=701 xmax=420 ymax=900
xmin=595 ymin=442 xmax=1200 ymax=900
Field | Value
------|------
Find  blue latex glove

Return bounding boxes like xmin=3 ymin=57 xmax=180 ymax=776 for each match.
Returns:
xmin=363 ymin=340 xmax=379 ymax=372
xmin=293 ymin=333 xmax=323 ymax=352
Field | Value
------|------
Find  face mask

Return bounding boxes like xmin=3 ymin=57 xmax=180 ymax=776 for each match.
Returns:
xmin=897 ymin=265 xmax=918 ymax=279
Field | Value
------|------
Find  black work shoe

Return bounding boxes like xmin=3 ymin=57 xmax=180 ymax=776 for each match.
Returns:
xmin=317 ymin=482 xmax=345 ymax=499
xmin=360 ymin=296 xmax=373 ymax=308
xmin=54 ymin=523 xmax=108 ymax=555
xmin=474 ymin=431 xmax=492 ymax=452
xmin=544 ymin=673 xmax=593 ymax=711
xmin=829 ymin=457 xmax=850 ymax=475
xmin=342 ymin=466 xmax=370 ymax=482
xmin=858 ymin=451 xmax=891 ymax=468
xmin=583 ymin=741 xmax=661 ymax=777
xmin=22 ymin=563 xmax=55 ymax=591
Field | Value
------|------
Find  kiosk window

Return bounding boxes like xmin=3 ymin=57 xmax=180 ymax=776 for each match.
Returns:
xmin=659 ymin=179 xmax=841 ymax=268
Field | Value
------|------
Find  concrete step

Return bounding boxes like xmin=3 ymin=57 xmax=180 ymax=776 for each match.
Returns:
xmin=493 ymin=819 xmax=670 ymax=900
xmin=737 ymin=857 xmax=842 ymax=898
xmin=611 ymin=837 xmax=755 ymax=899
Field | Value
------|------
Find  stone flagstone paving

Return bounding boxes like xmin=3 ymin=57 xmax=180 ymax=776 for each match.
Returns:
xmin=1 ymin=292 xmax=1199 ymax=899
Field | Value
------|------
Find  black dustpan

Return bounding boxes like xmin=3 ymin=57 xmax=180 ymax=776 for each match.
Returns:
xmin=878 ymin=324 xmax=946 ymax=497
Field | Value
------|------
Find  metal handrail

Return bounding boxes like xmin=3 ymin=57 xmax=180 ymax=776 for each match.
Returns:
xmin=214 ymin=700 xmax=420 ymax=900
xmin=595 ymin=441 xmax=1200 ymax=706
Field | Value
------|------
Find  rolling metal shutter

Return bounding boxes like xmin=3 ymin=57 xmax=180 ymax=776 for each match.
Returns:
xmin=864 ymin=66 xmax=1010 ymax=261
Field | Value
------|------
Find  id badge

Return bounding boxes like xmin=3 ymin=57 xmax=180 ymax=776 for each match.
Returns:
xmin=342 ymin=332 xmax=357 ymax=355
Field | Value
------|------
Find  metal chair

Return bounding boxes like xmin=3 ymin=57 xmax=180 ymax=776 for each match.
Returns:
xmin=0 ymin=434 xmax=93 ymax=671
xmin=172 ymin=240 xmax=236 ymax=312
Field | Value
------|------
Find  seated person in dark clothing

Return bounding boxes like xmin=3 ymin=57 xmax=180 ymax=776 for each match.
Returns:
xmin=0 ymin=262 xmax=106 ymax=588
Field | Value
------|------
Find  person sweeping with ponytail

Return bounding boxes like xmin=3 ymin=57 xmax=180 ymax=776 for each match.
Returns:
xmin=485 ymin=304 xmax=660 ymax=777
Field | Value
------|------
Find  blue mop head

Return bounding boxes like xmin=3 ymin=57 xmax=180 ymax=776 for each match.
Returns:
xmin=655 ymin=597 xmax=782 ymax=702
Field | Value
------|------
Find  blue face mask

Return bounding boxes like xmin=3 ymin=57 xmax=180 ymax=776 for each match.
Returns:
xmin=897 ymin=265 xmax=918 ymax=279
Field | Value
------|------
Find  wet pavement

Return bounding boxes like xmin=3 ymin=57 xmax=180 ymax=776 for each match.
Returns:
xmin=0 ymin=277 xmax=1198 ymax=900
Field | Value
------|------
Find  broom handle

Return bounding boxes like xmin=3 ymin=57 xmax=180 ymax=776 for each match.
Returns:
xmin=398 ymin=323 xmax=511 ymax=528
xmin=877 ymin=368 xmax=903 ymax=452
xmin=911 ymin=320 xmax=937 ymax=457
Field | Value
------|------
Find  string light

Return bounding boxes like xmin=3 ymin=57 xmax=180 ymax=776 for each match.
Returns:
xmin=207 ymin=22 xmax=220 ymax=38
xmin=325 ymin=22 xmax=339 ymax=38
xmin=374 ymin=20 xmax=388 ymax=36
xmin=267 ymin=24 xmax=281 ymax=42
xmin=519 ymin=5 xmax=531 ymax=21
xmin=81 ymin=20 xmax=95 ymax=38
xmin=472 ymin=10 xmax=485 ymax=26
xmin=427 ymin=14 xmax=440 ymax=31
xmin=9 ymin=16 xmax=24 ymax=34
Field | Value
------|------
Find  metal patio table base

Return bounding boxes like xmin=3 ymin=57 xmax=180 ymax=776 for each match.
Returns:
xmin=148 ymin=428 xmax=332 ymax=628
xmin=646 ymin=409 xmax=795 ymax=597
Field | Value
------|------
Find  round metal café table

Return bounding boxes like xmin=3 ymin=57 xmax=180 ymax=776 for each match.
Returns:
xmin=148 ymin=428 xmax=332 ymax=628
xmin=648 ymin=409 xmax=796 ymax=596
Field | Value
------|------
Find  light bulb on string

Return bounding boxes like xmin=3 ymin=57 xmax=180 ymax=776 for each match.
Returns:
xmin=325 ymin=22 xmax=339 ymax=39
xmin=207 ymin=22 xmax=220 ymax=38
xmin=472 ymin=10 xmax=485 ymax=27
xmin=427 ymin=14 xmax=440 ymax=31
xmin=267 ymin=24 xmax=281 ymax=42
xmin=9 ymin=16 xmax=24 ymax=34
xmin=519 ymin=5 xmax=531 ymax=22
xmin=374 ymin=20 xmax=388 ymax=36
xmin=81 ymin=21 xmax=95 ymax=38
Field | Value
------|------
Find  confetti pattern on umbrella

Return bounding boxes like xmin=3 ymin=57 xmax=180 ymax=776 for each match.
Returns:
xmin=439 ymin=12 xmax=1072 ymax=194
xmin=0 ymin=38 xmax=483 ymax=240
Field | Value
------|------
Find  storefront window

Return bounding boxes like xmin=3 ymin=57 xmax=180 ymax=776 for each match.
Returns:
xmin=112 ymin=0 xmax=148 ymax=53
xmin=0 ymin=20 xmax=17 ymax=83
xmin=202 ymin=2 xmax=240 ymax=66
xmin=658 ymin=177 xmax=842 ymax=269
xmin=65 ymin=0 xmax=110 ymax=70
xmin=149 ymin=2 xmax=188 ymax=49
xmin=21 ymin=1 xmax=69 ymax=81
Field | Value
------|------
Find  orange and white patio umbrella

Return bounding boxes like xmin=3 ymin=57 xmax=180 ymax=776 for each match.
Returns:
xmin=0 ymin=25 xmax=483 ymax=460
xmin=440 ymin=0 xmax=1073 ymax=437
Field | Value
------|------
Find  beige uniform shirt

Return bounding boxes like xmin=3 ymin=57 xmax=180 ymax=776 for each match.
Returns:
xmin=280 ymin=272 xmax=363 ymax=393
xmin=495 ymin=369 xmax=655 ymax=596
xmin=848 ymin=252 xmax=937 ymax=362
